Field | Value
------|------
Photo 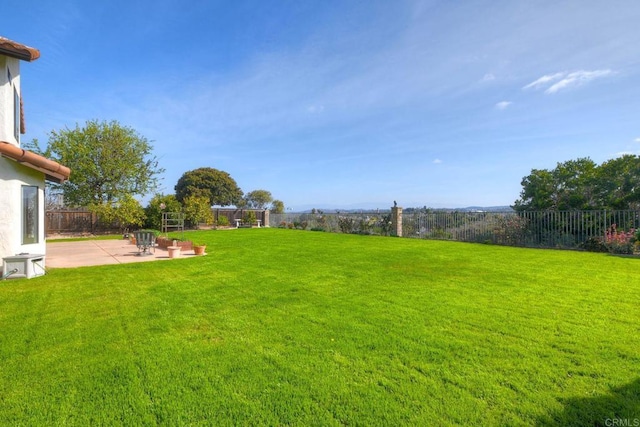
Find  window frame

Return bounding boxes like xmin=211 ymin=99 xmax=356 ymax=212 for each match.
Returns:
xmin=22 ymin=185 xmax=39 ymax=245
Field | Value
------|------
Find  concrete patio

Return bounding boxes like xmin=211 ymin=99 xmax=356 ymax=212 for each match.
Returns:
xmin=46 ymin=239 xmax=197 ymax=268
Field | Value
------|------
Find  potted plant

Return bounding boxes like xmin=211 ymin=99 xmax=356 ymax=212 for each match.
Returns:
xmin=163 ymin=235 xmax=193 ymax=251
xmin=175 ymin=239 xmax=193 ymax=251
xmin=193 ymin=243 xmax=207 ymax=256
xmin=156 ymin=235 xmax=170 ymax=249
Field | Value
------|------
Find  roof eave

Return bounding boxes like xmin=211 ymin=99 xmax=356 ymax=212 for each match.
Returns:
xmin=0 ymin=38 xmax=40 ymax=61
xmin=0 ymin=141 xmax=71 ymax=184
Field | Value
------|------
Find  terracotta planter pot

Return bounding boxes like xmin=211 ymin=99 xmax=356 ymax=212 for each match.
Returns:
xmin=167 ymin=246 xmax=181 ymax=258
xmin=193 ymin=245 xmax=206 ymax=256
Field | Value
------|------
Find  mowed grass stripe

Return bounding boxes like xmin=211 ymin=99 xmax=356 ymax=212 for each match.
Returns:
xmin=0 ymin=228 xmax=638 ymax=425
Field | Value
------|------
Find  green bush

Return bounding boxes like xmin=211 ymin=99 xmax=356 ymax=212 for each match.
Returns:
xmin=244 ymin=211 xmax=257 ymax=224
xmin=580 ymin=237 xmax=609 ymax=253
xmin=144 ymin=194 xmax=182 ymax=230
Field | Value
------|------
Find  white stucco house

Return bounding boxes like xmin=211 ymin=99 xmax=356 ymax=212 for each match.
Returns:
xmin=0 ymin=36 xmax=70 ymax=278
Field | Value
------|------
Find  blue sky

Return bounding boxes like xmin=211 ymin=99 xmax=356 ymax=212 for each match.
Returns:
xmin=5 ymin=0 xmax=640 ymax=210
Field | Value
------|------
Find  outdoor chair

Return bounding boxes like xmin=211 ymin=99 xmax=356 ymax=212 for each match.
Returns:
xmin=133 ymin=231 xmax=156 ymax=256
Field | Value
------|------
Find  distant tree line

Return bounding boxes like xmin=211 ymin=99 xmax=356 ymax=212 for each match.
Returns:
xmin=513 ymin=155 xmax=640 ymax=211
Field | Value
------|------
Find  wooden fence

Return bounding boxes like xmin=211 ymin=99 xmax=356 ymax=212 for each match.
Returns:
xmin=45 ymin=208 xmax=269 ymax=236
xmin=45 ymin=209 xmax=119 ymax=236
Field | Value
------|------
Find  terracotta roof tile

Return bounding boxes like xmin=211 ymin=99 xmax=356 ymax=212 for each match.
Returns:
xmin=0 ymin=36 xmax=40 ymax=61
xmin=0 ymin=141 xmax=71 ymax=184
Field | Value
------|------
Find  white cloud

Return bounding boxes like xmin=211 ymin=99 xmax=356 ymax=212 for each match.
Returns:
xmin=495 ymin=101 xmax=512 ymax=110
xmin=522 ymin=72 xmax=565 ymax=90
xmin=481 ymin=73 xmax=495 ymax=82
xmin=523 ymin=70 xmax=614 ymax=94
xmin=634 ymin=137 xmax=640 ymax=143
xmin=546 ymin=70 xmax=614 ymax=93
xmin=433 ymin=158 xmax=443 ymax=164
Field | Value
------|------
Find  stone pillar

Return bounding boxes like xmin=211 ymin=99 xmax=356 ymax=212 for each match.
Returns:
xmin=391 ymin=206 xmax=402 ymax=237
xmin=264 ymin=209 xmax=270 ymax=227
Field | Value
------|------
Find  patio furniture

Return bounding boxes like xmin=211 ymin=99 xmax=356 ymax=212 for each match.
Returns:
xmin=133 ymin=231 xmax=155 ymax=256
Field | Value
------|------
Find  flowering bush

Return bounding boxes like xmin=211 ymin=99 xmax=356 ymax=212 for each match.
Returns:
xmin=602 ymin=224 xmax=636 ymax=254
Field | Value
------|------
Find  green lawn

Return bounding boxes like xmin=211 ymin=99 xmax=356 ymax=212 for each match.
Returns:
xmin=1 ymin=229 xmax=639 ymax=425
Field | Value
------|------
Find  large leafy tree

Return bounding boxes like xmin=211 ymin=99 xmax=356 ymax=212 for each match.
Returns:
xmin=43 ymin=119 xmax=163 ymax=207
xmin=514 ymin=155 xmax=640 ymax=211
xmin=597 ymin=155 xmax=640 ymax=209
xmin=270 ymin=199 xmax=285 ymax=214
xmin=175 ymin=167 xmax=243 ymax=206
xmin=243 ymin=189 xmax=273 ymax=209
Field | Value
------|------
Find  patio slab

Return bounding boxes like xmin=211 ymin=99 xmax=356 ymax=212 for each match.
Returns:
xmin=46 ymin=239 xmax=197 ymax=268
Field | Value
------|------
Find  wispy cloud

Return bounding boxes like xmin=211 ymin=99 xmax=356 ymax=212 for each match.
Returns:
xmin=495 ymin=101 xmax=512 ymax=110
xmin=481 ymin=73 xmax=495 ymax=82
xmin=523 ymin=70 xmax=614 ymax=94
xmin=547 ymin=70 xmax=614 ymax=93
xmin=433 ymin=158 xmax=443 ymax=164
xmin=522 ymin=72 xmax=565 ymax=90
xmin=635 ymin=137 xmax=640 ymax=143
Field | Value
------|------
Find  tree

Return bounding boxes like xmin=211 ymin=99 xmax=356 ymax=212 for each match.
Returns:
xmin=270 ymin=200 xmax=285 ymax=214
xmin=514 ymin=155 xmax=640 ymax=211
xmin=144 ymin=194 xmax=182 ymax=230
xmin=597 ymin=155 xmax=640 ymax=209
xmin=244 ymin=189 xmax=273 ymax=209
xmin=183 ymin=195 xmax=214 ymax=228
xmin=89 ymin=194 xmax=145 ymax=234
xmin=513 ymin=168 xmax=556 ymax=211
xmin=175 ymin=167 xmax=243 ymax=206
xmin=43 ymin=120 xmax=164 ymax=207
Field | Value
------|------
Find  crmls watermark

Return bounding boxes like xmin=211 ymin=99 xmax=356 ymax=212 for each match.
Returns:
xmin=605 ymin=418 xmax=640 ymax=427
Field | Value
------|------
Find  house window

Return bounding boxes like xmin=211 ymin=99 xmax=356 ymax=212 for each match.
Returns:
xmin=22 ymin=186 xmax=39 ymax=244
xmin=14 ymin=87 xmax=20 ymax=141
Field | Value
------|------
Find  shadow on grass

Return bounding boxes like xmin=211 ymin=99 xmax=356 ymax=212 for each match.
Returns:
xmin=538 ymin=378 xmax=640 ymax=426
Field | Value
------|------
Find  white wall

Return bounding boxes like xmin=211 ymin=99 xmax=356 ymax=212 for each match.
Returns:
xmin=0 ymin=52 xmax=47 ymax=266
xmin=0 ymin=157 xmax=46 ymax=263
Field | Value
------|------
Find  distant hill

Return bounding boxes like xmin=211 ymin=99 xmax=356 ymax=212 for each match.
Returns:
xmin=286 ymin=205 xmax=514 ymax=214
xmin=403 ymin=206 xmax=514 ymax=213
xmin=457 ymin=206 xmax=514 ymax=212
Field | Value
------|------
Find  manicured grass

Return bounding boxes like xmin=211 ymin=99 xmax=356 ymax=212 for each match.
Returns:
xmin=1 ymin=229 xmax=639 ymax=425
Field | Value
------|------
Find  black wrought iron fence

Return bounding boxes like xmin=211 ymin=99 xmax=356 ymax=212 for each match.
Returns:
xmin=270 ymin=212 xmax=393 ymax=236
xmin=402 ymin=210 xmax=640 ymax=249
xmin=267 ymin=209 xmax=640 ymax=250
